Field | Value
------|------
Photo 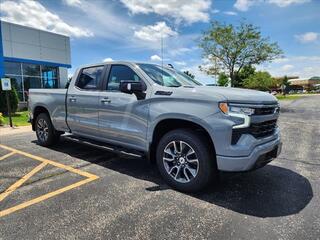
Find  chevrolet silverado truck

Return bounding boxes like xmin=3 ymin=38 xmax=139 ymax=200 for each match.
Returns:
xmin=28 ymin=61 xmax=282 ymax=192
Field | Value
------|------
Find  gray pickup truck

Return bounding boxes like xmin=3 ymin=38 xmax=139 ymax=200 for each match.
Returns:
xmin=29 ymin=61 xmax=281 ymax=192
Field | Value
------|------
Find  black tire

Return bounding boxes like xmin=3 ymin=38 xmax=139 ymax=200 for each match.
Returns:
xmin=156 ymin=129 xmax=217 ymax=193
xmin=35 ymin=113 xmax=60 ymax=146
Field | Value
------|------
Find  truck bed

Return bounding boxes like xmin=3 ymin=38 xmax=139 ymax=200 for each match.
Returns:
xmin=28 ymin=89 xmax=69 ymax=132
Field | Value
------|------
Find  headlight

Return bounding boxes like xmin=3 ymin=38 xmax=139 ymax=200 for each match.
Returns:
xmin=219 ymin=102 xmax=253 ymax=129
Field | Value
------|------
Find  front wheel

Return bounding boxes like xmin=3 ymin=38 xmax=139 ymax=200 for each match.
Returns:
xmin=35 ymin=113 xmax=60 ymax=146
xmin=156 ymin=129 xmax=217 ymax=192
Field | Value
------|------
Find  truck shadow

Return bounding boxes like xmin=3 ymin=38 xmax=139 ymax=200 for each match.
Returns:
xmin=44 ymin=138 xmax=313 ymax=219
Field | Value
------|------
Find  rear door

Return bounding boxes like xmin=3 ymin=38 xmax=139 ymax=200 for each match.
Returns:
xmin=98 ymin=64 xmax=149 ymax=151
xmin=67 ymin=65 xmax=106 ymax=138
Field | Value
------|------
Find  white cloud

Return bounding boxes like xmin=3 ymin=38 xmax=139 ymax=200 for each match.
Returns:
xmin=273 ymin=58 xmax=289 ymax=63
xmin=234 ymin=0 xmax=254 ymax=11
xmin=0 ymin=0 xmax=93 ymax=38
xmin=103 ymin=58 xmax=113 ymax=62
xmin=234 ymin=0 xmax=310 ymax=11
xmin=211 ymin=9 xmax=220 ymax=14
xmin=150 ymin=55 xmax=162 ymax=61
xmin=134 ymin=22 xmax=177 ymax=42
xmin=281 ymin=64 xmax=294 ymax=72
xmin=295 ymin=32 xmax=319 ymax=43
xmin=258 ymin=55 xmax=320 ymax=78
xmin=120 ymin=0 xmax=211 ymax=24
xmin=224 ymin=11 xmax=238 ymax=16
xmin=173 ymin=61 xmax=187 ymax=66
xmin=63 ymin=0 xmax=82 ymax=7
xmin=268 ymin=0 xmax=311 ymax=7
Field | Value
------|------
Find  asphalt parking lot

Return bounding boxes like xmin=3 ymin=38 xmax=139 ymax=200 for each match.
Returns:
xmin=0 ymin=95 xmax=319 ymax=240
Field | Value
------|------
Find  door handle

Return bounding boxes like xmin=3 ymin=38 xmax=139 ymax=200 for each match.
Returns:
xmin=100 ymin=97 xmax=111 ymax=103
xmin=69 ymin=96 xmax=77 ymax=102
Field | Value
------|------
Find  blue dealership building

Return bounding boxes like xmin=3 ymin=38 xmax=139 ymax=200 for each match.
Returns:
xmin=0 ymin=20 xmax=71 ymax=103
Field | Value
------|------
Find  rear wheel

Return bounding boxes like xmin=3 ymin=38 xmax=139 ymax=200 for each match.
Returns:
xmin=35 ymin=113 xmax=60 ymax=146
xmin=156 ymin=129 xmax=217 ymax=192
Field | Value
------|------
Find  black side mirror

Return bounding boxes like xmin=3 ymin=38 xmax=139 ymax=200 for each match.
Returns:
xmin=119 ymin=80 xmax=146 ymax=100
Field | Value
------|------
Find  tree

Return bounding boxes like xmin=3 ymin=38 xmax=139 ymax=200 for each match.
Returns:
xmin=199 ymin=21 xmax=283 ymax=87
xmin=281 ymin=75 xmax=290 ymax=95
xmin=217 ymin=73 xmax=229 ymax=87
xmin=183 ymin=70 xmax=195 ymax=79
xmin=234 ymin=65 xmax=256 ymax=87
xmin=243 ymin=71 xmax=274 ymax=91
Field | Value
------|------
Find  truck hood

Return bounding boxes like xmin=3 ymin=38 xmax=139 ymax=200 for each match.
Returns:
xmin=172 ymin=86 xmax=278 ymax=105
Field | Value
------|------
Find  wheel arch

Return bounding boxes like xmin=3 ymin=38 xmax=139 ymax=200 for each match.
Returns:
xmin=148 ymin=118 xmax=216 ymax=165
xmin=32 ymin=105 xmax=50 ymax=131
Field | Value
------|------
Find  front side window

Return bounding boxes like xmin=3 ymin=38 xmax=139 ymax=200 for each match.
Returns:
xmin=76 ymin=66 xmax=104 ymax=90
xmin=107 ymin=65 xmax=140 ymax=91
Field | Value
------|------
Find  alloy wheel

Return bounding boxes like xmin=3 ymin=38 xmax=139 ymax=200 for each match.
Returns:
xmin=163 ymin=140 xmax=199 ymax=183
xmin=37 ymin=118 xmax=49 ymax=142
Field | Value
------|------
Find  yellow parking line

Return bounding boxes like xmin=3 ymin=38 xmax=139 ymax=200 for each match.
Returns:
xmin=0 ymin=143 xmax=99 ymax=217
xmin=0 ymin=162 xmax=48 ymax=202
xmin=0 ymin=152 xmax=16 ymax=161
xmin=0 ymin=144 xmax=98 ymax=179
xmin=0 ymin=177 xmax=95 ymax=217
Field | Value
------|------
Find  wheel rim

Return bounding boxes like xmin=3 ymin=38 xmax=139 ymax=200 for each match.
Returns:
xmin=36 ymin=118 xmax=49 ymax=142
xmin=163 ymin=140 xmax=199 ymax=183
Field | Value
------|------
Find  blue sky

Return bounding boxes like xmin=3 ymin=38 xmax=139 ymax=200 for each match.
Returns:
xmin=1 ymin=0 xmax=320 ymax=84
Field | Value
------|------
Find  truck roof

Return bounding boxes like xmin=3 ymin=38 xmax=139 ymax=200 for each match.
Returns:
xmin=77 ymin=61 xmax=171 ymax=69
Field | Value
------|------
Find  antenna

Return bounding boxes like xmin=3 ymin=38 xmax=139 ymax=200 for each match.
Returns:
xmin=161 ymin=32 xmax=164 ymax=82
xmin=161 ymin=34 xmax=164 ymax=65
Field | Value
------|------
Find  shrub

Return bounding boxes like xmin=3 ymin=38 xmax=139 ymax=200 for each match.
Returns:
xmin=0 ymin=112 xmax=4 ymax=126
xmin=0 ymin=78 xmax=19 ymax=114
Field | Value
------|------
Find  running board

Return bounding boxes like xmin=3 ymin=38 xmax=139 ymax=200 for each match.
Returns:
xmin=63 ymin=135 xmax=144 ymax=158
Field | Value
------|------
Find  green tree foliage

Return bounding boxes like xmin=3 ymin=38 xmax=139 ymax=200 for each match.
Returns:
xmin=281 ymin=75 xmax=290 ymax=95
xmin=199 ymin=21 xmax=283 ymax=87
xmin=183 ymin=71 xmax=195 ymax=79
xmin=0 ymin=78 xmax=19 ymax=114
xmin=234 ymin=65 xmax=256 ymax=87
xmin=217 ymin=73 xmax=229 ymax=87
xmin=243 ymin=71 xmax=274 ymax=91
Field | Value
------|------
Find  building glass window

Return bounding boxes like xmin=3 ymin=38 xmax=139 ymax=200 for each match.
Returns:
xmin=23 ymin=63 xmax=41 ymax=77
xmin=4 ymin=62 xmax=22 ymax=75
xmin=42 ymin=66 xmax=58 ymax=79
xmin=3 ymin=61 xmax=60 ymax=101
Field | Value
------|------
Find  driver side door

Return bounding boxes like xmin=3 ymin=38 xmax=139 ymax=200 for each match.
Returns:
xmin=98 ymin=64 xmax=149 ymax=151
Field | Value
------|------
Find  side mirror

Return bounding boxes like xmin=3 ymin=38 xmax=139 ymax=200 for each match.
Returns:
xmin=119 ymin=81 xmax=146 ymax=100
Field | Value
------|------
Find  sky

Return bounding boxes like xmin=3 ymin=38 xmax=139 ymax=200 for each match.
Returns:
xmin=0 ymin=0 xmax=320 ymax=84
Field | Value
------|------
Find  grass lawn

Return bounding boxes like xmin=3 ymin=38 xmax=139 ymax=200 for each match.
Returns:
xmin=2 ymin=111 xmax=30 ymax=126
xmin=276 ymin=95 xmax=302 ymax=101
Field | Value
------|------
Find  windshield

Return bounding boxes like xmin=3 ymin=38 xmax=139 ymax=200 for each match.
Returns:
xmin=138 ymin=64 xmax=202 ymax=87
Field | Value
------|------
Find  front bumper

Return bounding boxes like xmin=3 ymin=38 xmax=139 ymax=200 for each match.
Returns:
xmin=216 ymin=135 xmax=282 ymax=172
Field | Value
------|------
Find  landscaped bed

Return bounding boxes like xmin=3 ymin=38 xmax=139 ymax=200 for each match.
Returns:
xmin=2 ymin=111 xmax=29 ymax=127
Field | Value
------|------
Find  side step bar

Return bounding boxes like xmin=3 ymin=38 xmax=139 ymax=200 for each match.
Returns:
xmin=63 ymin=135 xmax=145 ymax=158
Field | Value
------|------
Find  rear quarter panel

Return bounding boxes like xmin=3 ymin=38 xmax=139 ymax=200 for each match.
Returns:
xmin=29 ymin=89 xmax=69 ymax=131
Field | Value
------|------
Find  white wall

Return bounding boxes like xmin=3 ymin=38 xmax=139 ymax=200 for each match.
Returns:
xmin=1 ymin=21 xmax=71 ymax=65
xmin=59 ymin=67 xmax=68 ymax=88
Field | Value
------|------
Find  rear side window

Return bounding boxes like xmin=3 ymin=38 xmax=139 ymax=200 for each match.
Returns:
xmin=107 ymin=65 xmax=140 ymax=91
xmin=76 ymin=66 xmax=104 ymax=90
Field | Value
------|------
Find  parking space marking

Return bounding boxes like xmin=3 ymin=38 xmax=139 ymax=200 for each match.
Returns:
xmin=0 ymin=144 xmax=99 ymax=218
xmin=0 ymin=162 xmax=47 ymax=202
xmin=0 ymin=152 xmax=16 ymax=161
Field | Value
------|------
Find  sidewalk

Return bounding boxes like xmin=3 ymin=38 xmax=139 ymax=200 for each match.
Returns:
xmin=0 ymin=125 xmax=32 ymax=136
